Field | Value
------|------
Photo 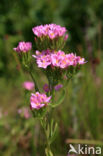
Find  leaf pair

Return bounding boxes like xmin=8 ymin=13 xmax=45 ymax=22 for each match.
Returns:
xmin=46 ymin=119 xmax=58 ymax=145
xmin=49 ymin=89 xmax=66 ymax=108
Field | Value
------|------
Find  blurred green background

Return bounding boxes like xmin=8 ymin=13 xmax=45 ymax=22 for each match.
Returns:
xmin=0 ymin=0 xmax=103 ymax=155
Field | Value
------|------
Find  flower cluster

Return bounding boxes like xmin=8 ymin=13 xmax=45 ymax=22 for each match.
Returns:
xmin=32 ymin=24 xmax=68 ymax=40
xmin=13 ymin=23 xmax=87 ymax=156
xmin=30 ymin=92 xmax=51 ymax=110
xmin=13 ymin=41 xmax=32 ymax=53
xmin=32 ymin=50 xmax=86 ymax=69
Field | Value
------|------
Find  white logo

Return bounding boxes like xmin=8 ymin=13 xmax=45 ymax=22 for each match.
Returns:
xmin=68 ymin=144 xmax=101 ymax=155
xmin=69 ymin=144 xmax=78 ymax=154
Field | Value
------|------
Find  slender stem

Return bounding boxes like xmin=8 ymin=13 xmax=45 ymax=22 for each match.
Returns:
xmin=29 ymin=70 xmax=39 ymax=92
xmin=40 ymin=118 xmax=53 ymax=156
xmin=51 ymin=88 xmax=55 ymax=103
xmin=23 ymin=53 xmax=39 ymax=92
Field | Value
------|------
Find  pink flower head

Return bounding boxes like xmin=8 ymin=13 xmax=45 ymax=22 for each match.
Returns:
xmin=58 ymin=26 xmax=66 ymax=36
xmin=32 ymin=50 xmax=51 ymax=69
xmin=51 ymin=50 xmax=68 ymax=68
xmin=54 ymin=84 xmax=63 ymax=91
xmin=32 ymin=24 xmax=68 ymax=39
xmin=23 ymin=81 xmax=34 ymax=91
xmin=66 ymin=53 xmax=77 ymax=66
xmin=37 ymin=55 xmax=51 ymax=69
xmin=13 ymin=41 xmax=32 ymax=53
xmin=58 ymin=51 xmax=69 ymax=68
xmin=51 ymin=53 xmax=60 ymax=67
xmin=43 ymin=84 xmax=50 ymax=92
xmin=30 ymin=92 xmax=51 ymax=110
xmin=48 ymin=30 xmax=57 ymax=39
xmin=32 ymin=50 xmax=86 ymax=69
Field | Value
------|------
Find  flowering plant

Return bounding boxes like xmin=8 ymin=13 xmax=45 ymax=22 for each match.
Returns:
xmin=13 ymin=24 xmax=86 ymax=156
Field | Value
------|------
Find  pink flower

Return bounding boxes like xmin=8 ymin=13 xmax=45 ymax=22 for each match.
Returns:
xmin=13 ymin=41 xmax=32 ymax=52
xmin=58 ymin=27 xmax=66 ymax=36
xmin=32 ymin=24 xmax=68 ymax=39
xmin=32 ymin=50 xmax=51 ymax=69
xmin=37 ymin=55 xmax=51 ymax=69
xmin=43 ymin=84 xmax=50 ymax=92
xmin=57 ymin=51 xmax=69 ymax=68
xmin=48 ymin=30 xmax=57 ymax=39
xmin=66 ymin=53 xmax=77 ymax=66
xmin=51 ymin=53 xmax=60 ymax=67
xmin=54 ymin=84 xmax=63 ymax=91
xmin=76 ymin=56 xmax=86 ymax=64
xmin=51 ymin=50 xmax=68 ymax=68
xmin=30 ymin=92 xmax=51 ymax=110
xmin=23 ymin=81 xmax=34 ymax=91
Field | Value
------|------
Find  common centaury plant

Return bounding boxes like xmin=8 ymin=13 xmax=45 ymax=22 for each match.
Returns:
xmin=13 ymin=24 xmax=86 ymax=156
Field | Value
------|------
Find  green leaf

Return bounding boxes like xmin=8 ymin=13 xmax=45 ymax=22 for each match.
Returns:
xmin=50 ymin=89 xmax=66 ymax=108
xmin=50 ymin=122 xmax=58 ymax=144
xmin=46 ymin=124 xmax=50 ymax=139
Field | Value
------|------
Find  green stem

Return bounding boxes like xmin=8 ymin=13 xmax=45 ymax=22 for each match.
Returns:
xmin=51 ymin=88 xmax=55 ymax=103
xmin=29 ymin=70 xmax=39 ymax=92
xmin=22 ymin=53 xmax=39 ymax=92
xmin=40 ymin=118 xmax=53 ymax=156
